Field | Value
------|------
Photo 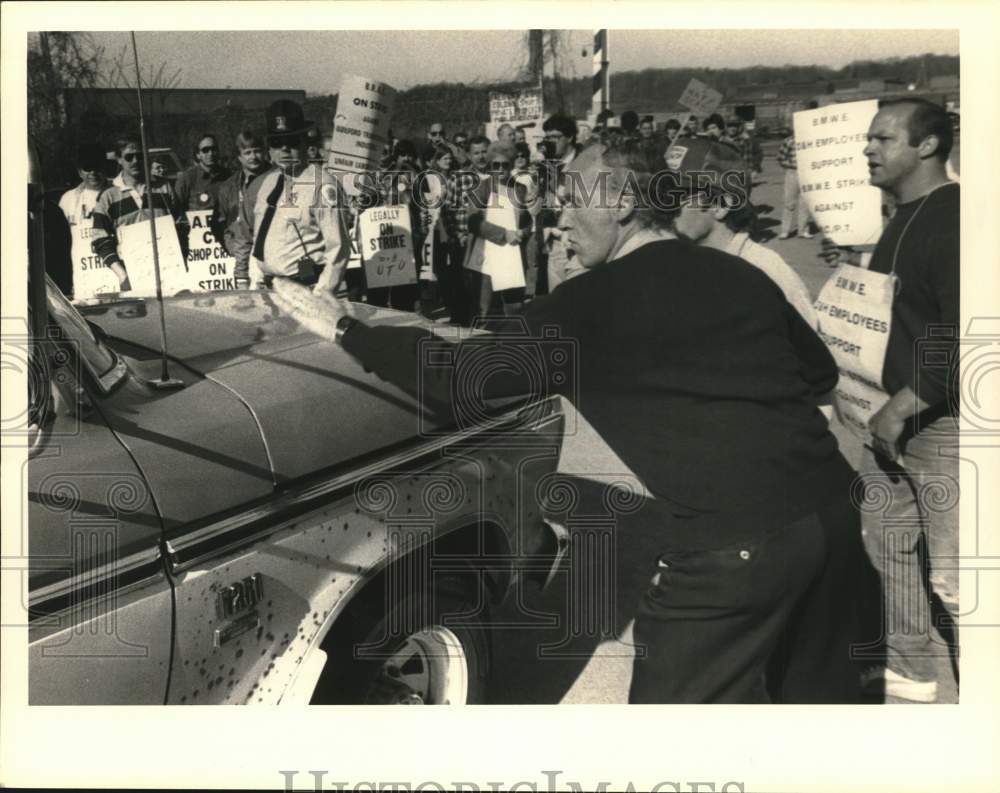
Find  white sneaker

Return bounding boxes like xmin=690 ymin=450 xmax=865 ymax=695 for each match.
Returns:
xmin=861 ymin=666 xmax=938 ymax=703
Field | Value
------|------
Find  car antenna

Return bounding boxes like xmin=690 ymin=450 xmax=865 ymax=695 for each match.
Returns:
xmin=131 ymin=31 xmax=184 ymax=390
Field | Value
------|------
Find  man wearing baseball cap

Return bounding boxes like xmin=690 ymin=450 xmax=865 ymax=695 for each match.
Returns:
xmin=249 ymin=99 xmax=351 ymax=294
xmin=663 ymin=137 xmax=818 ymax=329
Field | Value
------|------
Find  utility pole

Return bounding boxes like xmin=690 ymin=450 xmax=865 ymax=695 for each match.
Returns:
xmin=528 ymin=29 xmax=545 ymax=93
xmin=592 ymin=29 xmax=609 ymax=120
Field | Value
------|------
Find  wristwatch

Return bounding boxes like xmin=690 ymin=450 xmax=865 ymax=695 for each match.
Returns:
xmin=335 ymin=315 xmax=360 ymax=345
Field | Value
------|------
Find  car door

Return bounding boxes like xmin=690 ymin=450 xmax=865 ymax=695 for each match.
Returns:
xmin=26 ymin=294 xmax=172 ymax=705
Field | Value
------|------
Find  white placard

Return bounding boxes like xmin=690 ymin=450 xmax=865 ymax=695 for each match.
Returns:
xmin=678 ymin=78 xmax=723 ymax=116
xmin=793 ymin=100 xmax=883 ymax=247
xmin=117 ymin=214 xmax=188 ymax=297
xmin=358 ymin=205 xmax=418 ymax=289
xmin=489 ymin=88 xmax=544 ymax=123
xmin=420 ymin=208 xmax=439 ymax=282
xmin=327 ymin=75 xmax=398 ymax=195
xmin=813 ymin=263 xmax=895 ymax=441
xmin=62 ymin=188 xmax=120 ymax=300
xmin=183 ymin=210 xmax=241 ymax=291
xmin=466 ymin=187 xmax=525 ymax=292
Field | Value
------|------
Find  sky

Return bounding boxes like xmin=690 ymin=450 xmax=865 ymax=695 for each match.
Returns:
xmin=85 ymin=29 xmax=959 ymax=94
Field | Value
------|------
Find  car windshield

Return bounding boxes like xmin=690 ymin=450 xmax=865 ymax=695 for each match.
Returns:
xmin=46 ymin=278 xmax=117 ymax=379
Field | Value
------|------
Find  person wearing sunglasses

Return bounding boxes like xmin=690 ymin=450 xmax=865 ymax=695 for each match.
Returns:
xmin=249 ymin=99 xmax=351 ymax=296
xmin=174 ymin=133 xmax=232 ymax=212
xmin=90 ymin=135 xmax=188 ymax=293
xmin=459 ymin=141 xmax=532 ymax=320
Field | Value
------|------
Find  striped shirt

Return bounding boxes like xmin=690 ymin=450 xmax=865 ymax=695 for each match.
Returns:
xmin=91 ymin=174 xmax=182 ymax=267
xmin=777 ymin=136 xmax=797 ymax=170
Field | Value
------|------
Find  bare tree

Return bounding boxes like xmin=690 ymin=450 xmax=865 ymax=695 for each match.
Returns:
xmin=28 ymin=32 xmax=105 ymax=183
xmin=100 ymin=42 xmax=183 ymax=143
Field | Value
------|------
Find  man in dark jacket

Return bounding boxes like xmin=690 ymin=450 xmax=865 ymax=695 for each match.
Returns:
xmin=274 ymin=142 xmax=868 ymax=704
xmin=173 ymin=133 xmax=231 ymax=212
xmin=213 ymin=129 xmax=275 ymax=289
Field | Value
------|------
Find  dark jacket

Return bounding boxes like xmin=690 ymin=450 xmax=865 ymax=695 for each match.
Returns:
xmin=342 ymin=238 xmax=853 ymax=550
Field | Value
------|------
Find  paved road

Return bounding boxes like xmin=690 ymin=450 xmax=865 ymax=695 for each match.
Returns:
xmin=488 ymin=141 xmax=961 ymax=704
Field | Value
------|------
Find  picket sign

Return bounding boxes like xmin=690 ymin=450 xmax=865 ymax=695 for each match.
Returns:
xmin=466 ymin=186 xmax=525 ymax=291
xmin=327 ymin=75 xmax=398 ymax=196
xmin=358 ymin=205 xmax=418 ymax=289
xmin=420 ymin=207 xmax=441 ymax=282
xmin=813 ymin=262 xmax=895 ymax=442
xmin=792 ymin=100 xmax=883 ymax=247
xmin=118 ymin=215 xmax=188 ymax=297
xmin=63 ymin=188 xmax=120 ymax=300
xmin=183 ymin=209 xmax=241 ymax=291
xmin=678 ymin=78 xmax=723 ymax=116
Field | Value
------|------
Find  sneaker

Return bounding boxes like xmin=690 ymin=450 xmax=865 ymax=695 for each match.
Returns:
xmin=778 ymin=233 xmax=793 ymax=240
xmin=861 ymin=666 xmax=938 ymax=703
xmin=801 ymin=232 xmax=814 ymax=239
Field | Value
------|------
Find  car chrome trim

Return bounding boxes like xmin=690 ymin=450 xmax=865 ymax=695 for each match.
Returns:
xmin=164 ymin=402 xmax=564 ymax=572
xmin=27 ymin=548 xmax=164 ymax=622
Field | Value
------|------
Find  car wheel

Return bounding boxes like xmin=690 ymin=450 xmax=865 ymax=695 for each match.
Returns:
xmin=312 ymin=579 xmax=490 ymax=705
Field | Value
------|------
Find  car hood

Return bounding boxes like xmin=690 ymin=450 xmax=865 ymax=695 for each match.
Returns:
xmin=83 ymin=291 xmax=453 ymax=484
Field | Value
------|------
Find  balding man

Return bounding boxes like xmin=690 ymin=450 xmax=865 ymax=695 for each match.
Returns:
xmin=272 ymin=142 xmax=867 ymax=704
xmin=825 ymin=98 xmax=959 ymax=703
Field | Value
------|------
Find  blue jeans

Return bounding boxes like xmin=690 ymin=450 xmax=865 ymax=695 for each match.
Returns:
xmin=858 ymin=415 xmax=960 ymax=682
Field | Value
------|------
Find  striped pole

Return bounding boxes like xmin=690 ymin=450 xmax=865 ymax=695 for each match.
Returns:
xmin=592 ymin=29 xmax=609 ymax=119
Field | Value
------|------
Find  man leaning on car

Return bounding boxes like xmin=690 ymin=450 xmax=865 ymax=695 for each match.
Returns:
xmin=273 ymin=141 xmax=871 ymax=705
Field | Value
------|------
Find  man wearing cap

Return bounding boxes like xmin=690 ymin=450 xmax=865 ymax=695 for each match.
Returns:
xmin=702 ymin=113 xmax=726 ymax=141
xmin=250 ymin=99 xmax=351 ymax=294
xmin=174 ymin=133 xmax=232 ymax=212
xmin=665 ymin=137 xmax=817 ymax=329
xmin=58 ymin=142 xmax=110 ymax=297
xmin=272 ymin=141 xmax=867 ymax=703
xmin=305 ymin=127 xmax=324 ymax=163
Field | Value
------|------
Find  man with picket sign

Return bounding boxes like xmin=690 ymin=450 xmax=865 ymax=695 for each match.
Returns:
xmin=90 ymin=135 xmax=187 ymax=293
xmin=58 ymin=142 xmax=114 ymax=299
xmin=813 ymin=98 xmax=960 ymax=703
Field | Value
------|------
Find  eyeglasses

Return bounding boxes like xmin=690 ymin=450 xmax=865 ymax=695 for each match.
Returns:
xmin=200 ymin=145 xmax=217 ymax=153
xmin=545 ymin=132 xmax=566 ymax=140
xmin=121 ymin=152 xmax=143 ymax=162
xmin=429 ymin=130 xmax=443 ymax=137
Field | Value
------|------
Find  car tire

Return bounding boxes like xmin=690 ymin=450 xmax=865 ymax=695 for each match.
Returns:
xmin=311 ymin=576 xmax=491 ymax=705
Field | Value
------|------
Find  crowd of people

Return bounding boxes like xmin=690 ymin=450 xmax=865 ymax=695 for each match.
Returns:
xmin=46 ymin=94 xmax=960 ymax=705
xmin=50 ymin=99 xmax=788 ymax=325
